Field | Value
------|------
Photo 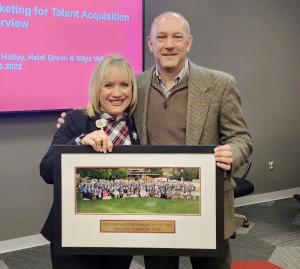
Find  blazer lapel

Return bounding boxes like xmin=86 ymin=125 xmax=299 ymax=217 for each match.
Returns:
xmin=186 ymin=62 xmax=211 ymax=145
xmin=126 ymin=118 xmax=140 ymax=145
xmin=134 ymin=68 xmax=154 ymax=145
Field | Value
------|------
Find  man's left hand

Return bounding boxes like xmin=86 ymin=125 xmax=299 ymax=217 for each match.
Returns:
xmin=214 ymin=144 xmax=233 ymax=171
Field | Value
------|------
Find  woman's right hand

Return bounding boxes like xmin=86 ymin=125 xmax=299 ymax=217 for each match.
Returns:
xmin=81 ymin=130 xmax=113 ymax=153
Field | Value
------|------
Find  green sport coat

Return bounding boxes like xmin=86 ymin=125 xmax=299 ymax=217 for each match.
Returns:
xmin=134 ymin=61 xmax=253 ymax=239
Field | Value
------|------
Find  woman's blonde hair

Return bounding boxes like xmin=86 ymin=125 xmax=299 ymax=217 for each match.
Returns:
xmin=86 ymin=55 xmax=137 ymax=117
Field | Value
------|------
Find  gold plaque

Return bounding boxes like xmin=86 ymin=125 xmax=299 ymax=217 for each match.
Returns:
xmin=100 ymin=220 xmax=175 ymax=233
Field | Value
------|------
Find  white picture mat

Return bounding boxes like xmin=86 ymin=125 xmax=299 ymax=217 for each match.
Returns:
xmin=61 ymin=153 xmax=217 ymax=249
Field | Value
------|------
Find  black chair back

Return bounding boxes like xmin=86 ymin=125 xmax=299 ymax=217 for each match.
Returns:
xmin=233 ymin=161 xmax=254 ymax=198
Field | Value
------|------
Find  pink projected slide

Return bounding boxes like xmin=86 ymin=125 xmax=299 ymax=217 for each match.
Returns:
xmin=0 ymin=0 xmax=143 ymax=112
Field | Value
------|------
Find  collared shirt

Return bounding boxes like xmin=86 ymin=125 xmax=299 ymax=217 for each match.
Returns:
xmin=155 ymin=60 xmax=189 ymax=98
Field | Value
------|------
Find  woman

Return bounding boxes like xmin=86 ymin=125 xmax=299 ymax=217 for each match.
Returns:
xmin=40 ymin=55 xmax=139 ymax=269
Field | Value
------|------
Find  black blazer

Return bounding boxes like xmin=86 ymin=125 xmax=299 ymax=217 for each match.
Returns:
xmin=40 ymin=110 xmax=139 ymax=241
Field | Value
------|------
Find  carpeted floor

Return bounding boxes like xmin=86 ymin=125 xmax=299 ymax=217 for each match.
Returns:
xmin=232 ymin=198 xmax=300 ymax=269
xmin=0 ymin=197 xmax=299 ymax=269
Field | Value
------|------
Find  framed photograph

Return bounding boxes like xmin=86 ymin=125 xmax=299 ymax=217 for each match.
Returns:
xmin=53 ymin=145 xmax=224 ymax=256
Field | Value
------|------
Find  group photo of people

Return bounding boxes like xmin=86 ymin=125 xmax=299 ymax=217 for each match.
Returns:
xmin=75 ymin=167 xmax=200 ymax=214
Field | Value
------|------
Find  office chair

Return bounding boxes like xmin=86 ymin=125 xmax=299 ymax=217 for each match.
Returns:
xmin=294 ymin=194 xmax=300 ymax=202
xmin=233 ymin=160 xmax=254 ymax=228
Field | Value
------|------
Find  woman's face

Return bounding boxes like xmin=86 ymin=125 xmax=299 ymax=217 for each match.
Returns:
xmin=98 ymin=66 xmax=133 ymax=117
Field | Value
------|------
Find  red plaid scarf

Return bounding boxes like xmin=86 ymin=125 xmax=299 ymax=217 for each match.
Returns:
xmin=101 ymin=113 xmax=131 ymax=145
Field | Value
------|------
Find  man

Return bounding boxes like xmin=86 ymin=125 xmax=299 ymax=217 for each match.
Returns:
xmin=133 ymin=12 xmax=252 ymax=269
xmin=57 ymin=11 xmax=252 ymax=269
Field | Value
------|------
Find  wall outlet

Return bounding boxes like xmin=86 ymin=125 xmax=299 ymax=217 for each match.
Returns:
xmin=269 ymin=161 xmax=274 ymax=171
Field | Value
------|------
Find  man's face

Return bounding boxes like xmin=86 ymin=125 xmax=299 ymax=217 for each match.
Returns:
xmin=147 ymin=14 xmax=193 ymax=74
